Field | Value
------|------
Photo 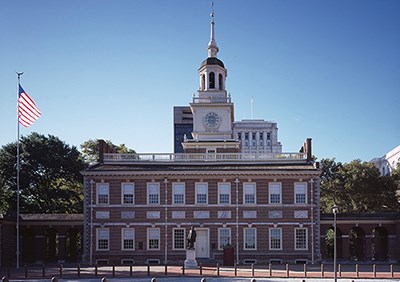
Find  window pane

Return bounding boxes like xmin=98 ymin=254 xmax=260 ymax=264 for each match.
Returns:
xmin=245 ymin=228 xmax=256 ymax=249
xmin=296 ymin=228 xmax=307 ymax=250
xmin=219 ymin=183 xmax=230 ymax=204
xmin=244 ymin=183 xmax=256 ymax=204
xmin=148 ymin=183 xmax=160 ymax=204
xmin=97 ymin=228 xmax=109 ymax=250
xmin=122 ymin=228 xmax=134 ymax=250
xmin=295 ymin=183 xmax=307 ymax=204
xmin=97 ymin=184 xmax=109 ymax=204
xmin=173 ymin=183 xmax=185 ymax=204
xmin=269 ymin=183 xmax=281 ymax=204
xmin=174 ymin=229 xmax=185 ymax=249
xmin=219 ymin=228 xmax=231 ymax=249
xmin=270 ymin=228 xmax=281 ymax=250
xmin=123 ymin=183 xmax=134 ymax=204
xmin=148 ymin=228 xmax=160 ymax=250
xmin=196 ymin=183 xmax=208 ymax=204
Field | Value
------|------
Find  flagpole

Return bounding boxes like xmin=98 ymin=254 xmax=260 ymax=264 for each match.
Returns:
xmin=16 ymin=71 xmax=23 ymax=269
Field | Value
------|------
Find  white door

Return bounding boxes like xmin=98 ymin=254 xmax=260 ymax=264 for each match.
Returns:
xmin=195 ymin=228 xmax=209 ymax=258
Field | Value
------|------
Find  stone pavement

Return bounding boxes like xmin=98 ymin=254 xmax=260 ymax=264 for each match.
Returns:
xmin=1 ymin=264 xmax=399 ymax=281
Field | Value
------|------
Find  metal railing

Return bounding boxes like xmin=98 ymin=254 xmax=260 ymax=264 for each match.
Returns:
xmin=103 ymin=152 xmax=307 ymax=163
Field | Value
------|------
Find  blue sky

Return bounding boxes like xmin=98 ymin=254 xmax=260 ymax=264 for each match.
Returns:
xmin=1 ymin=0 xmax=399 ymax=163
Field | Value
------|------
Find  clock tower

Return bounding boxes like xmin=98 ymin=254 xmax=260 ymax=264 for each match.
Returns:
xmin=183 ymin=3 xmax=240 ymax=153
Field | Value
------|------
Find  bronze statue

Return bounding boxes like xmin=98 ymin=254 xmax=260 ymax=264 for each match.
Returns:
xmin=186 ymin=226 xmax=196 ymax=249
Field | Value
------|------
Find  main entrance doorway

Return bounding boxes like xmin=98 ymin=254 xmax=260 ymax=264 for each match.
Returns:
xmin=195 ymin=228 xmax=209 ymax=258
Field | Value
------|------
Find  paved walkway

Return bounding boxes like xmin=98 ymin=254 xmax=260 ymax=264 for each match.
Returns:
xmin=1 ymin=264 xmax=399 ymax=281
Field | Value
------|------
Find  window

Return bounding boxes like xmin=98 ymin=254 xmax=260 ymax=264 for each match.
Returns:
xmin=244 ymin=228 xmax=256 ymax=250
xmin=96 ymin=228 xmax=109 ymax=250
xmin=269 ymin=182 xmax=281 ymax=204
xmin=252 ymin=133 xmax=256 ymax=146
xmin=219 ymin=73 xmax=223 ymax=90
xmin=295 ymin=228 xmax=308 ymax=250
xmin=209 ymin=72 xmax=215 ymax=89
xmin=267 ymin=133 xmax=271 ymax=140
xmin=147 ymin=183 xmax=160 ymax=205
xmin=122 ymin=228 xmax=134 ymax=250
xmin=237 ymin=133 xmax=241 ymax=140
xmin=243 ymin=183 xmax=256 ymax=204
xmin=218 ymin=228 xmax=231 ymax=249
xmin=195 ymin=182 xmax=208 ymax=204
xmin=96 ymin=211 xmax=109 ymax=219
xmin=295 ymin=182 xmax=307 ymax=204
xmin=218 ymin=183 xmax=231 ymax=204
xmin=269 ymin=228 xmax=282 ymax=250
xmin=121 ymin=211 xmax=135 ymax=219
xmin=97 ymin=183 xmax=109 ymax=205
xmin=173 ymin=228 xmax=186 ymax=249
xmin=122 ymin=183 xmax=134 ymax=204
xmin=147 ymin=228 xmax=160 ymax=250
xmin=172 ymin=183 xmax=185 ymax=204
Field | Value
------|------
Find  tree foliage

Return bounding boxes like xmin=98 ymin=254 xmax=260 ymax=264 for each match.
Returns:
xmin=320 ymin=158 xmax=400 ymax=213
xmin=80 ymin=139 xmax=136 ymax=164
xmin=0 ymin=133 xmax=84 ymax=215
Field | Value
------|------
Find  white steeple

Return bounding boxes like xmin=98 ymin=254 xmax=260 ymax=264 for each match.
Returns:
xmin=207 ymin=2 xmax=219 ymax=58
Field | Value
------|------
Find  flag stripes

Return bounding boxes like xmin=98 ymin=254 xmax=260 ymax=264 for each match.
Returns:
xmin=18 ymin=85 xmax=41 ymax=127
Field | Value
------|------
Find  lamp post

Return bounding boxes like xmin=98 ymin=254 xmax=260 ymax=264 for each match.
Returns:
xmin=332 ymin=204 xmax=339 ymax=282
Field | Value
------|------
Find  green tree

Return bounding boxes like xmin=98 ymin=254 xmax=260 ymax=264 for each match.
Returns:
xmin=320 ymin=158 xmax=400 ymax=213
xmin=80 ymin=139 xmax=136 ymax=164
xmin=0 ymin=133 xmax=84 ymax=215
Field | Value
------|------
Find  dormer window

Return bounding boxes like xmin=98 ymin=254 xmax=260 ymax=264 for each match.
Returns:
xmin=209 ymin=72 xmax=215 ymax=89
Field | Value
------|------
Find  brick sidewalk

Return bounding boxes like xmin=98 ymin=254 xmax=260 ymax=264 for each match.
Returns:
xmin=1 ymin=264 xmax=399 ymax=280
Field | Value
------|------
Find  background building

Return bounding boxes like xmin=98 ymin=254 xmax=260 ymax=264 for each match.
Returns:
xmin=371 ymin=145 xmax=400 ymax=176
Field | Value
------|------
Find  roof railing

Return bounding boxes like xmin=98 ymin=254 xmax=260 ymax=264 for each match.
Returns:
xmin=103 ymin=152 xmax=307 ymax=163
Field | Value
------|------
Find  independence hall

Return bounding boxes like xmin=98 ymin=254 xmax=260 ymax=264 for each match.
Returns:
xmin=80 ymin=8 xmax=321 ymax=266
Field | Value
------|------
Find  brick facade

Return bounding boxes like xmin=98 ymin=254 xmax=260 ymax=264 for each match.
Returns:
xmin=81 ymin=157 xmax=321 ymax=265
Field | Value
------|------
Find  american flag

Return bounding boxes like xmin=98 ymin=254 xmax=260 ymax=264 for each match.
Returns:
xmin=18 ymin=85 xmax=41 ymax=127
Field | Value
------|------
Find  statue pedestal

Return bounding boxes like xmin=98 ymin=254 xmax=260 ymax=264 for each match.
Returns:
xmin=184 ymin=249 xmax=198 ymax=269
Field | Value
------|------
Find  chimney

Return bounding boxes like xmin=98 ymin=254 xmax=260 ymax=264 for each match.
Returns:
xmin=306 ymin=138 xmax=312 ymax=162
xmin=98 ymin=139 xmax=105 ymax=164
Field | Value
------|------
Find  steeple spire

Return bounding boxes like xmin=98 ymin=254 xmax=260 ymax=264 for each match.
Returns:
xmin=207 ymin=2 xmax=219 ymax=58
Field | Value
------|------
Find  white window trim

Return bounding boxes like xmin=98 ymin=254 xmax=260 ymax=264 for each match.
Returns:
xmin=147 ymin=228 xmax=160 ymax=250
xmin=218 ymin=182 xmax=231 ymax=205
xmin=243 ymin=182 xmax=256 ymax=205
xmin=172 ymin=228 xmax=186 ymax=250
xmin=218 ymin=227 xmax=231 ymax=250
xmin=195 ymin=182 xmax=208 ymax=205
xmin=96 ymin=183 xmax=109 ymax=205
xmin=121 ymin=182 xmax=135 ymax=205
xmin=268 ymin=182 xmax=282 ymax=205
xmin=96 ymin=228 xmax=109 ymax=251
xmin=294 ymin=227 xmax=308 ymax=250
xmin=121 ymin=228 xmax=135 ymax=251
xmin=269 ymin=227 xmax=282 ymax=250
xmin=147 ymin=182 xmax=160 ymax=205
xmin=243 ymin=227 xmax=257 ymax=250
xmin=294 ymin=182 xmax=308 ymax=204
xmin=172 ymin=182 xmax=185 ymax=205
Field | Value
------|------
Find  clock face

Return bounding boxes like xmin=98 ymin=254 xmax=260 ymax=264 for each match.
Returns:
xmin=204 ymin=112 xmax=221 ymax=128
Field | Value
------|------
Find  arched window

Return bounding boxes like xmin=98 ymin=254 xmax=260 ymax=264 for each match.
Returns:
xmin=201 ymin=74 xmax=205 ymax=90
xmin=349 ymin=226 xmax=366 ymax=261
xmin=219 ymin=74 xmax=223 ymax=90
xmin=209 ymin=72 xmax=215 ymax=89
xmin=372 ymin=227 xmax=388 ymax=261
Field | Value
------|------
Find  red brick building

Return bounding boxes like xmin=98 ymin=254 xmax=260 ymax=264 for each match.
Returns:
xmin=80 ymin=8 xmax=322 ymax=266
xmin=81 ymin=146 xmax=320 ymax=265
